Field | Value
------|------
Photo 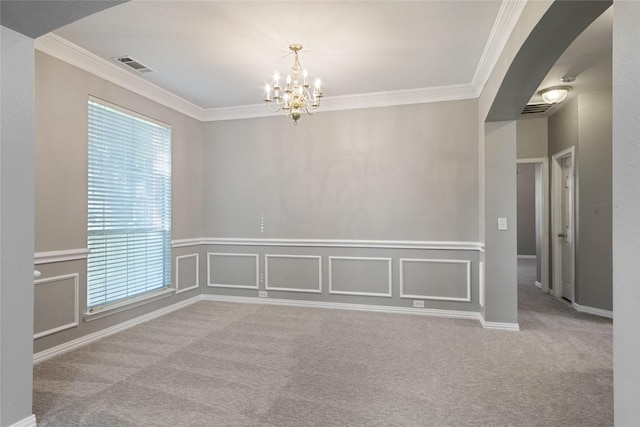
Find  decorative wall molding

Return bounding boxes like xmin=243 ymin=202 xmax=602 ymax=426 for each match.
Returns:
xmin=207 ymin=252 xmax=259 ymax=289
xmin=8 ymin=415 xmax=37 ymax=427
xmin=34 ymin=296 xmax=201 ymax=364
xmin=35 ymin=33 xmax=205 ymax=121
xmin=34 ymin=273 xmax=79 ymax=339
xmin=265 ymin=254 xmax=322 ymax=293
xmin=328 ymin=256 xmax=392 ymax=297
xmin=535 ymin=281 xmax=542 ymax=289
xmin=34 ymin=248 xmax=90 ymax=265
xmin=198 ymin=237 xmax=483 ymax=251
xmin=517 ymin=255 xmax=536 ymax=259
xmin=172 ymin=238 xmax=204 ymax=248
xmin=572 ymin=302 xmax=613 ymax=319
xmin=400 ymin=258 xmax=472 ymax=302
xmin=175 ymin=253 xmax=199 ymax=294
xmin=471 ymin=0 xmax=527 ymax=95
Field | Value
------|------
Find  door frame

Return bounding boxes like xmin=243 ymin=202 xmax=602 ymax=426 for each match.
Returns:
xmin=517 ymin=157 xmax=550 ymax=293
xmin=551 ymin=146 xmax=575 ymax=299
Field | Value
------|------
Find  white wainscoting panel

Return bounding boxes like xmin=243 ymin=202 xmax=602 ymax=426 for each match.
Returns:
xmin=34 ymin=273 xmax=79 ymax=339
xmin=207 ymin=253 xmax=259 ymax=289
xmin=265 ymin=254 xmax=322 ymax=293
xmin=176 ymin=253 xmax=199 ymax=294
xmin=328 ymin=256 xmax=392 ymax=297
xmin=400 ymin=258 xmax=471 ymax=302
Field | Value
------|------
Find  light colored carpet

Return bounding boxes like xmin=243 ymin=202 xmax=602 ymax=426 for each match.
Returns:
xmin=33 ymin=260 xmax=612 ymax=426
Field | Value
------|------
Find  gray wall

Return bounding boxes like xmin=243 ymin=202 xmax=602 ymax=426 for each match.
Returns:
xmin=203 ymin=101 xmax=479 ymax=241
xmin=1 ymin=25 xmax=35 ymax=427
xmin=517 ymin=118 xmax=548 ymax=159
xmin=613 ymin=1 xmax=640 ymax=422
xmin=517 ymin=163 xmax=536 ymax=256
xmin=548 ymin=88 xmax=612 ymax=311
xmin=483 ymin=121 xmax=518 ymax=324
xmin=33 ymin=51 xmax=204 ymax=354
xmin=201 ymin=101 xmax=482 ymax=312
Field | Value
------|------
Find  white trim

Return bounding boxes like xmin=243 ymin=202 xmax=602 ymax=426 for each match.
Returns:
xmin=517 ymin=157 xmax=550 ymax=293
xmin=202 ymin=294 xmax=482 ymax=323
xmin=535 ymin=281 xmax=542 ymax=289
xmin=328 ymin=256 xmax=392 ymax=297
xmin=201 ymin=237 xmax=483 ymax=251
xmin=83 ymin=287 xmax=175 ymax=322
xmin=207 ymin=252 xmax=259 ymax=289
xmin=175 ymin=253 xmax=199 ymax=294
xmin=34 ymin=273 xmax=79 ymax=339
xmin=572 ymin=302 xmax=613 ymax=319
xmin=471 ymin=0 xmax=527 ymax=95
xmin=517 ymin=255 xmax=536 ymax=259
xmin=8 ymin=415 xmax=37 ymax=427
xmin=399 ymin=258 xmax=472 ymax=302
xmin=172 ymin=238 xmax=205 ymax=248
xmin=265 ymin=254 xmax=322 ymax=294
xmin=479 ymin=315 xmax=520 ymax=331
xmin=34 ymin=248 xmax=89 ymax=264
xmin=34 ymin=296 xmax=202 ymax=364
xmin=35 ymin=33 xmax=205 ymax=121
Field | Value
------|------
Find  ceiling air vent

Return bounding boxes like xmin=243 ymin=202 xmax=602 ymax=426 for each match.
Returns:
xmin=521 ymin=103 xmax=553 ymax=115
xmin=112 ymin=56 xmax=153 ymax=73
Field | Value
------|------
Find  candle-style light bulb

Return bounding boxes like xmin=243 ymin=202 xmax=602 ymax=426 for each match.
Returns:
xmin=265 ymin=84 xmax=271 ymax=100
xmin=273 ymin=73 xmax=279 ymax=88
xmin=303 ymin=70 xmax=308 ymax=85
xmin=315 ymin=78 xmax=321 ymax=91
xmin=286 ymin=74 xmax=292 ymax=84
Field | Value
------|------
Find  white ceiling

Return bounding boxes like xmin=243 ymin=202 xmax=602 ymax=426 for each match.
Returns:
xmin=44 ymin=1 xmax=611 ymax=119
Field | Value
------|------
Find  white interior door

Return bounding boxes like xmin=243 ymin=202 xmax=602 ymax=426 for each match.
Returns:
xmin=560 ymin=156 xmax=575 ymax=301
xmin=552 ymin=147 xmax=575 ymax=301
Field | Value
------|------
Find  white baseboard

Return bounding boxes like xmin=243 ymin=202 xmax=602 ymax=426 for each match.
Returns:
xmin=33 ymin=296 xmax=202 ymax=364
xmin=517 ymin=255 xmax=536 ymax=259
xmin=479 ymin=315 xmax=520 ymax=331
xmin=9 ymin=415 xmax=37 ymax=427
xmin=202 ymin=294 xmax=482 ymax=323
xmin=535 ymin=281 xmax=542 ymax=289
xmin=572 ymin=302 xmax=613 ymax=319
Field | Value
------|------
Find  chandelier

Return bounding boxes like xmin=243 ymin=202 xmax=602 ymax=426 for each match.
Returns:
xmin=264 ymin=43 xmax=323 ymax=124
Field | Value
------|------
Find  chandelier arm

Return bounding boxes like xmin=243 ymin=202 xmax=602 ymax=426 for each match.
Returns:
xmin=265 ymin=102 xmax=283 ymax=113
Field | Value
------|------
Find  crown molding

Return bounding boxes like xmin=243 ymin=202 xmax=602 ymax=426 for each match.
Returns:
xmin=36 ymin=0 xmax=523 ymax=124
xmin=200 ymin=84 xmax=477 ymax=121
xmin=472 ymin=0 xmax=528 ymax=96
xmin=34 ymin=33 xmax=205 ymax=121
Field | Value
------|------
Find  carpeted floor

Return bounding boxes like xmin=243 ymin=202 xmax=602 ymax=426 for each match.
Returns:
xmin=33 ymin=259 xmax=613 ymax=426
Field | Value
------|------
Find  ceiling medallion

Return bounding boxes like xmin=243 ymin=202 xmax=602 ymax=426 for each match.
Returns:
xmin=264 ymin=43 xmax=323 ymax=124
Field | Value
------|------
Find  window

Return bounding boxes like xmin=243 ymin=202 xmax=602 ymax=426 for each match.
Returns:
xmin=87 ymin=98 xmax=171 ymax=309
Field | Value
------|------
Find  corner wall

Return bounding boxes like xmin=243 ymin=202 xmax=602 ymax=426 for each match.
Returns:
xmin=1 ymin=25 xmax=36 ymax=427
xmin=548 ymin=88 xmax=612 ymax=311
xmin=33 ymin=51 xmax=204 ymax=354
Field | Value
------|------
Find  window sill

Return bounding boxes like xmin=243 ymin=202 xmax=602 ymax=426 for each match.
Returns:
xmin=84 ymin=287 xmax=175 ymax=322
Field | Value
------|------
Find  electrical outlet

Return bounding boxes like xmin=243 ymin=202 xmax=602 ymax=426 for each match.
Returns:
xmin=413 ymin=300 xmax=425 ymax=308
xmin=259 ymin=291 xmax=268 ymax=298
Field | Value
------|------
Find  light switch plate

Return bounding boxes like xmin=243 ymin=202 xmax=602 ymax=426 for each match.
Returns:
xmin=498 ymin=217 xmax=508 ymax=230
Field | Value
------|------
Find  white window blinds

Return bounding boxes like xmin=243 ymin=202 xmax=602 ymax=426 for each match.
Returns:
xmin=87 ymin=99 xmax=172 ymax=308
